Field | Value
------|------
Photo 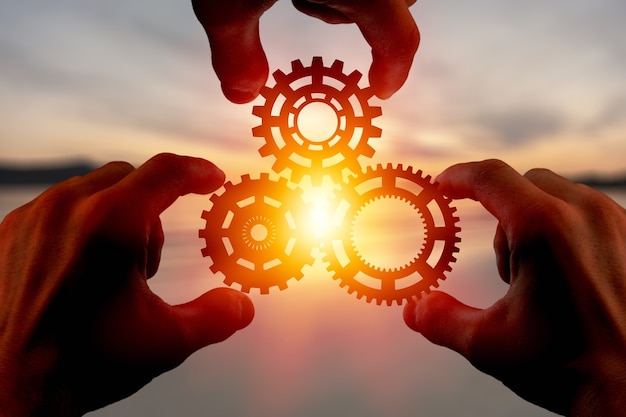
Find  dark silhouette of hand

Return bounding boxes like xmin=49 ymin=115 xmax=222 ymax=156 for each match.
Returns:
xmin=0 ymin=153 xmax=254 ymax=416
xmin=192 ymin=0 xmax=419 ymax=103
xmin=403 ymin=159 xmax=626 ymax=416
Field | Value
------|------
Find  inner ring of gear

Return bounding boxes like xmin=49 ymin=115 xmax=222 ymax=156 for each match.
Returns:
xmin=199 ymin=174 xmax=314 ymax=294
xmin=293 ymin=99 xmax=340 ymax=144
xmin=252 ymin=57 xmax=382 ymax=184
xmin=349 ymin=194 xmax=427 ymax=273
xmin=242 ymin=215 xmax=277 ymax=251
xmin=323 ymin=164 xmax=461 ymax=305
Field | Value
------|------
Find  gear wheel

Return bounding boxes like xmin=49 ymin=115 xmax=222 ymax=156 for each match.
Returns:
xmin=323 ymin=164 xmax=461 ymax=305
xmin=252 ymin=57 xmax=382 ymax=185
xmin=199 ymin=173 xmax=315 ymax=293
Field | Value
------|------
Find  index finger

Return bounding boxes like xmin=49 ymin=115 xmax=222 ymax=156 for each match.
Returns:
xmin=99 ymin=153 xmax=225 ymax=221
xmin=292 ymin=0 xmax=419 ymax=99
xmin=435 ymin=159 xmax=554 ymax=233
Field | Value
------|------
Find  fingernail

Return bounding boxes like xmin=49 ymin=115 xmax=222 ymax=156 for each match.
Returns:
xmin=222 ymin=85 xmax=258 ymax=104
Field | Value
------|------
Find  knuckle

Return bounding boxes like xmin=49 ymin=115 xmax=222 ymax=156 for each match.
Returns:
xmin=102 ymin=160 xmax=135 ymax=174
xmin=474 ymin=159 xmax=511 ymax=184
xmin=523 ymin=167 xmax=552 ymax=180
xmin=578 ymin=188 xmax=624 ymax=222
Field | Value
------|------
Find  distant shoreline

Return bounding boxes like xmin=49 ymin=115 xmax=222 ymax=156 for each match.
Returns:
xmin=0 ymin=162 xmax=96 ymax=185
xmin=0 ymin=162 xmax=625 ymax=189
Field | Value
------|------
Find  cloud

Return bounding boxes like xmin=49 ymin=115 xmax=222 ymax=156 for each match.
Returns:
xmin=584 ymin=95 xmax=626 ymax=134
xmin=471 ymin=107 xmax=566 ymax=146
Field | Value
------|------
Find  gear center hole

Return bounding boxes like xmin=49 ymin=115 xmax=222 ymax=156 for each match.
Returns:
xmin=351 ymin=197 xmax=426 ymax=271
xmin=250 ymin=224 xmax=269 ymax=242
xmin=296 ymin=101 xmax=339 ymax=143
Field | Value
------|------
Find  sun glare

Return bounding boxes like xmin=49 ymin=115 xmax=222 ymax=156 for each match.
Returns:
xmin=298 ymin=177 xmax=337 ymax=240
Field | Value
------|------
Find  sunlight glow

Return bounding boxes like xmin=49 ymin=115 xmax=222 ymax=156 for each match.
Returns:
xmin=298 ymin=177 xmax=337 ymax=240
xmin=296 ymin=101 xmax=339 ymax=143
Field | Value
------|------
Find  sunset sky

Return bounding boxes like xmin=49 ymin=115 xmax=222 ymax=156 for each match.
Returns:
xmin=1 ymin=1 xmax=625 ymax=416
xmin=1 ymin=0 xmax=625 ymax=180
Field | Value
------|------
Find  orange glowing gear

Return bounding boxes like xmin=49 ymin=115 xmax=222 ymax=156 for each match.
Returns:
xmin=199 ymin=173 xmax=314 ymax=293
xmin=252 ymin=57 xmax=382 ymax=185
xmin=323 ymin=164 xmax=461 ymax=305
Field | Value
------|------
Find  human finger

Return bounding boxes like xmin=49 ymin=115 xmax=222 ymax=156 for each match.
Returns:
xmin=192 ymin=0 xmax=277 ymax=103
xmin=403 ymin=291 xmax=484 ymax=359
xmin=523 ymin=168 xmax=585 ymax=203
xmin=78 ymin=161 xmax=135 ymax=194
xmin=435 ymin=160 xmax=558 ymax=234
xmin=99 ymin=153 xmax=225 ymax=224
xmin=170 ymin=288 xmax=255 ymax=359
xmin=494 ymin=223 xmax=511 ymax=284
xmin=293 ymin=0 xmax=419 ymax=99
xmin=291 ymin=0 xmax=351 ymax=24
xmin=146 ymin=218 xmax=164 ymax=279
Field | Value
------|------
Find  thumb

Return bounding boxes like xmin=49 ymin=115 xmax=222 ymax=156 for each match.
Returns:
xmin=403 ymin=291 xmax=484 ymax=358
xmin=174 ymin=287 xmax=255 ymax=356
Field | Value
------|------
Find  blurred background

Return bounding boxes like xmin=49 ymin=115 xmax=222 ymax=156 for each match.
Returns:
xmin=1 ymin=0 xmax=625 ymax=416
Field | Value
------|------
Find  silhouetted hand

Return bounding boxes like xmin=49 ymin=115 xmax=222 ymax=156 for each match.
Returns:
xmin=192 ymin=0 xmax=419 ymax=103
xmin=403 ymin=159 xmax=626 ymax=416
xmin=0 ymin=153 xmax=254 ymax=417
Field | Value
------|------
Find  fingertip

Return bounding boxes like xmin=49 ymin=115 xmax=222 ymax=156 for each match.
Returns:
xmin=207 ymin=24 xmax=269 ymax=104
xmin=221 ymin=84 xmax=262 ymax=104
xmin=231 ymin=288 xmax=255 ymax=330
xmin=403 ymin=291 xmax=482 ymax=357
xmin=403 ymin=299 xmax=420 ymax=332
xmin=197 ymin=158 xmax=226 ymax=194
xmin=204 ymin=287 xmax=255 ymax=331
xmin=368 ymin=52 xmax=414 ymax=100
xmin=175 ymin=288 xmax=255 ymax=353
xmin=402 ymin=291 xmax=449 ymax=334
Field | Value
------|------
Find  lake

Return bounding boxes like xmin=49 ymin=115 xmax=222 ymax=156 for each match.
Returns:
xmin=2 ymin=185 xmax=625 ymax=417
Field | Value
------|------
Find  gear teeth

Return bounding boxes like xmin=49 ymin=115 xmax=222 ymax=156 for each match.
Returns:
xmin=252 ymin=105 xmax=266 ymax=118
xmin=311 ymin=56 xmax=323 ymax=68
xmin=259 ymin=143 xmax=276 ymax=157
xmin=273 ymin=69 xmax=288 ymax=83
xmin=357 ymin=143 xmax=376 ymax=158
xmin=368 ymin=126 xmax=383 ymax=138
xmin=347 ymin=70 xmax=362 ymax=84
xmin=223 ymin=181 xmax=234 ymax=191
xmin=291 ymin=59 xmax=305 ymax=72
xmin=276 ymin=175 xmax=288 ymax=186
xmin=259 ymin=85 xmax=272 ymax=99
xmin=330 ymin=60 xmax=344 ymax=72
xmin=252 ymin=125 xmax=267 ymax=137
xmin=289 ymin=169 xmax=304 ymax=184
xmin=201 ymin=246 xmax=211 ymax=257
